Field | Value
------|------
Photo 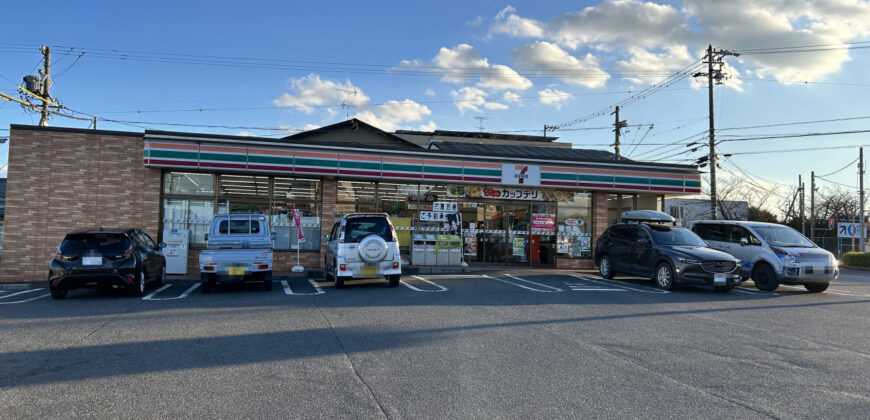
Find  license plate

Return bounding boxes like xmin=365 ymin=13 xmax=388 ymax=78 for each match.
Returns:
xmin=228 ymin=266 xmax=246 ymax=276
xmin=360 ymin=265 xmax=377 ymax=276
xmin=714 ymin=273 xmax=726 ymax=285
xmin=82 ymin=257 xmax=102 ymax=265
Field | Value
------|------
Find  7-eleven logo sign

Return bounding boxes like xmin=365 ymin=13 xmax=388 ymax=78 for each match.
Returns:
xmin=502 ymin=164 xmax=540 ymax=186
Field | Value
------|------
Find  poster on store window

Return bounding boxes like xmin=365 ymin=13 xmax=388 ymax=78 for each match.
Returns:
xmin=512 ymin=236 xmax=526 ymax=256
xmin=532 ymin=214 xmax=556 ymax=230
xmin=463 ymin=234 xmax=477 ymax=256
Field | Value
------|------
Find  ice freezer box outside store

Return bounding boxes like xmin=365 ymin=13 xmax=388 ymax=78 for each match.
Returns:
xmin=436 ymin=234 xmax=449 ymax=266
xmin=411 ymin=233 xmax=427 ymax=266
xmin=448 ymin=235 xmax=462 ymax=266
xmin=162 ymin=228 xmax=189 ymax=274
xmin=425 ymin=234 xmax=437 ymax=266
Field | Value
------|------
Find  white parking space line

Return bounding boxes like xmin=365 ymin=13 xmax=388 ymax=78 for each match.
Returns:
xmin=564 ymin=282 xmax=627 ymax=292
xmin=142 ymin=283 xmax=200 ymax=301
xmin=0 ymin=288 xmax=46 ymax=300
xmin=571 ymin=275 xmax=669 ymax=294
xmin=0 ymin=288 xmax=50 ymax=305
xmin=281 ymin=279 xmax=325 ymax=296
xmin=732 ymin=287 xmax=778 ymax=296
xmin=774 ymin=284 xmax=869 ymax=297
xmin=401 ymin=275 xmax=449 ymax=292
xmin=481 ymin=274 xmax=562 ymax=292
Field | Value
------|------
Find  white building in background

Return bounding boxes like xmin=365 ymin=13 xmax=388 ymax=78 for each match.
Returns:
xmin=665 ymin=198 xmax=749 ymax=226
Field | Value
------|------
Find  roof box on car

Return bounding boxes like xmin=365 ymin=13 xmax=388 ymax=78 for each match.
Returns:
xmin=621 ymin=210 xmax=676 ymax=224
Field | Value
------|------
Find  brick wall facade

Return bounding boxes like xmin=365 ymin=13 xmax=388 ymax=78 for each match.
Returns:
xmin=2 ymin=127 xmax=161 ymax=282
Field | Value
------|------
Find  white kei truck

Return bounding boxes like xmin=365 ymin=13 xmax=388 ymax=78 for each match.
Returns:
xmin=198 ymin=214 xmax=274 ymax=293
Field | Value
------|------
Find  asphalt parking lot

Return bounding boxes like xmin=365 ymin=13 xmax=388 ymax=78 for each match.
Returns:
xmin=2 ymin=269 xmax=869 ymax=419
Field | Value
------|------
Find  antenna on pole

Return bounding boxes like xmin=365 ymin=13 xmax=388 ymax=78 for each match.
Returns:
xmin=336 ymin=88 xmax=357 ymax=120
xmin=473 ymin=116 xmax=488 ymax=132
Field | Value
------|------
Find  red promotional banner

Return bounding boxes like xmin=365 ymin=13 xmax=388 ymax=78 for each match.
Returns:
xmin=291 ymin=209 xmax=306 ymax=243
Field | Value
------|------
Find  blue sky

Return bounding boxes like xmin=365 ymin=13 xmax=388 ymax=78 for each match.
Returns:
xmin=2 ymin=0 xmax=870 ymax=212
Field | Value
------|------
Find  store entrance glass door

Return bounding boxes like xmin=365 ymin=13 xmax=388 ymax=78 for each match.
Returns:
xmin=505 ymin=204 xmax=530 ymax=264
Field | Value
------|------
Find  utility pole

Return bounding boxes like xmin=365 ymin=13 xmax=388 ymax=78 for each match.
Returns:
xmin=611 ymin=106 xmax=627 ymax=160
xmin=800 ymin=175 xmax=805 ymax=235
xmin=39 ymin=46 xmax=52 ymax=126
xmin=810 ymin=171 xmax=816 ymax=242
xmin=693 ymin=45 xmax=739 ymax=221
xmin=543 ymin=124 xmax=558 ymax=137
xmin=860 ymin=148 xmax=866 ymax=251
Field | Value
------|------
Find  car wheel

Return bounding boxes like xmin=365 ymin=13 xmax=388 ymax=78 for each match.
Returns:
xmin=131 ymin=270 xmax=146 ymax=297
xmin=805 ymin=283 xmax=829 ymax=293
xmin=714 ymin=285 xmax=735 ymax=292
xmin=752 ymin=264 xmax=779 ymax=291
xmin=599 ymin=254 xmax=615 ymax=279
xmin=156 ymin=265 xmax=166 ymax=287
xmin=201 ymin=273 xmax=215 ymax=294
xmin=334 ymin=275 xmax=345 ymax=289
xmin=50 ymin=286 xmax=67 ymax=299
xmin=263 ymin=271 xmax=273 ymax=291
xmin=387 ymin=274 xmax=400 ymax=288
xmin=654 ymin=262 xmax=675 ymax=291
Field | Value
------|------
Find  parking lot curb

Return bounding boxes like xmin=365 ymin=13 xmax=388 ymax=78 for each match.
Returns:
xmin=839 ymin=265 xmax=870 ymax=272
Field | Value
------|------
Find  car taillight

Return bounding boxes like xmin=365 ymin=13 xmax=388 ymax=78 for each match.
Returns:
xmin=392 ymin=262 xmax=399 ymax=269
xmin=340 ymin=264 xmax=346 ymax=271
xmin=122 ymin=242 xmax=135 ymax=259
xmin=258 ymin=264 xmax=269 ymax=270
xmin=339 ymin=225 xmax=346 ymax=243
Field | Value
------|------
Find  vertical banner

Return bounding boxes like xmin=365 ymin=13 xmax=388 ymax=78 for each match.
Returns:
xmin=292 ymin=209 xmax=306 ymax=243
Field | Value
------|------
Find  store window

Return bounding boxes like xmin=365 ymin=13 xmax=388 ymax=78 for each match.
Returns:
xmin=337 ymin=181 xmax=378 ymax=215
xmin=163 ymin=172 xmax=215 ymax=196
xmin=162 ymin=173 xmax=217 ymax=245
xmin=557 ymin=193 xmax=593 ymax=259
xmin=270 ymin=178 xmax=321 ymax=251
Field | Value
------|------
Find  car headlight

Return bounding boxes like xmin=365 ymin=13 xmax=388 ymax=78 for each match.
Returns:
xmin=782 ymin=254 xmax=799 ymax=264
xmin=677 ymin=257 xmax=701 ymax=264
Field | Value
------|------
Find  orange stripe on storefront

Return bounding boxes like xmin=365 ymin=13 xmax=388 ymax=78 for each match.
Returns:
xmin=382 ymin=157 xmax=424 ymax=164
xmin=248 ymin=148 xmax=294 ymax=157
xmin=295 ymin=151 xmax=339 ymax=159
xmin=541 ymin=166 xmax=577 ymax=173
xmin=340 ymin=154 xmax=382 ymax=162
xmin=148 ymin=142 xmax=199 ymax=151
xmin=199 ymin=145 xmax=248 ymax=154
xmin=463 ymin=161 xmax=501 ymax=168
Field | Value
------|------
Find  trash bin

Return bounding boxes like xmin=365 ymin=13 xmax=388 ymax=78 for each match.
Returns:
xmin=424 ymin=234 xmax=437 ymax=266
xmin=436 ymin=234 xmax=449 ymax=265
xmin=411 ymin=233 xmax=426 ymax=266
xmin=448 ymin=235 xmax=462 ymax=266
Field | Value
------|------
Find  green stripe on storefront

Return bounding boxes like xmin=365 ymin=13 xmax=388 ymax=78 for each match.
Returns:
xmin=464 ymin=168 xmax=501 ymax=177
xmin=650 ymin=178 xmax=684 ymax=187
xmin=249 ymin=155 xmax=291 ymax=165
xmin=200 ymin=152 xmax=246 ymax=162
xmin=579 ymin=174 xmax=613 ymax=183
xmin=149 ymin=150 xmax=198 ymax=160
xmin=685 ymin=180 xmax=701 ymax=188
xmin=340 ymin=161 xmax=381 ymax=170
xmin=542 ymin=172 xmax=576 ymax=180
xmin=295 ymin=158 xmax=339 ymax=168
xmin=383 ymin=163 xmax=423 ymax=173
xmin=614 ymin=176 xmax=648 ymax=185
xmin=425 ymin=166 xmax=463 ymax=174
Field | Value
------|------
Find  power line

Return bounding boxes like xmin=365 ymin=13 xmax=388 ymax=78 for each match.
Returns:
xmin=814 ymin=157 xmax=859 ymax=178
xmin=719 ymin=115 xmax=870 ymax=131
xmin=816 ymin=175 xmax=856 ymax=189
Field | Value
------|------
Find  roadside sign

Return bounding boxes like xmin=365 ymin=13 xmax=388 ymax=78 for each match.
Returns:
xmin=837 ymin=222 xmax=865 ymax=238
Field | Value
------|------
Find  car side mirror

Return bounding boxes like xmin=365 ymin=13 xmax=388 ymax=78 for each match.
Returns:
xmin=323 ymin=234 xmax=331 ymax=241
xmin=638 ymin=237 xmax=651 ymax=247
xmin=158 ymin=242 xmax=167 ymax=249
xmin=740 ymin=237 xmax=749 ymax=246
xmin=204 ymin=233 xmax=208 ymax=241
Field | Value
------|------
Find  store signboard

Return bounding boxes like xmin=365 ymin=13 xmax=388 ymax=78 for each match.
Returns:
xmin=420 ymin=211 xmax=450 ymax=221
xmin=478 ymin=187 xmax=542 ymax=200
xmin=432 ymin=201 xmax=458 ymax=212
xmin=502 ymin=164 xmax=541 ymax=186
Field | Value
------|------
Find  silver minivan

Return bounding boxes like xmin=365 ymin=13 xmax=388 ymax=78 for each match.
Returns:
xmin=689 ymin=221 xmax=838 ymax=292
xmin=323 ymin=213 xmax=402 ymax=288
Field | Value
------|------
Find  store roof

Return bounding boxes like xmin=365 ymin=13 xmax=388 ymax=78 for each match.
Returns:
xmin=429 ymin=141 xmax=628 ymax=163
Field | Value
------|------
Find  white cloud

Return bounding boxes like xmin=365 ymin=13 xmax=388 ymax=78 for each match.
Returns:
xmin=512 ymin=41 xmax=610 ymax=88
xmin=418 ymin=121 xmax=437 ymax=131
xmin=273 ymin=74 xmax=369 ymax=114
xmin=236 ymin=131 xmax=255 ymax=137
xmin=399 ymin=44 xmax=532 ymax=91
xmin=491 ymin=5 xmax=545 ymax=38
xmin=466 ymin=16 xmax=484 ymax=27
xmin=355 ymin=99 xmax=432 ymax=132
xmin=613 ymin=45 xmax=696 ymax=84
xmin=503 ymin=91 xmax=521 ymax=103
xmin=450 ymin=86 xmax=510 ymax=113
xmin=424 ymin=88 xmax=436 ymax=97
xmin=538 ymin=88 xmax=571 ymax=109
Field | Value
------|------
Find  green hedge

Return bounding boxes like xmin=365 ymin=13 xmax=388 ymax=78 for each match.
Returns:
xmin=841 ymin=252 xmax=870 ymax=267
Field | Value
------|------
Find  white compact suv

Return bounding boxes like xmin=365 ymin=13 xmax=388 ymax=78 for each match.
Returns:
xmin=689 ymin=220 xmax=838 ymax=292
xmin=323 ymin=213 xmax=402 ymax=288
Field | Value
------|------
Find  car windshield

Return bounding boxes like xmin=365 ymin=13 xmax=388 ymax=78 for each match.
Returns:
xmin=344 ymin=217 xmax=392 ymax=243
xmin=650 ymin=226 xmax=707 ymax=247
xmin=752 ymin=225 xmax=815 ymax=247
xmin=60 ymin=233 xmax=131 ymax=255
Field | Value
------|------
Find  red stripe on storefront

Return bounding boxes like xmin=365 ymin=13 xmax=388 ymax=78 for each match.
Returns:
xmin=294 ymin=167 xmax=339 ymax=175
xmin=381 ymin=172 xmax=423 ymax=179
xmin=148 ymin=159 xmax=198 ymax=167
xmin=650 ymin=186 xmax=684 ymax=193
xmin=422 ymin=174 xmax=463 ymax=181
xmin=199 ymin=162 xmax=247 ymax=169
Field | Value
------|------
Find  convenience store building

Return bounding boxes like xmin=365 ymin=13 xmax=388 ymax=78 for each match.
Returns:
xmin=1 ymin=119 xmax=701 ymax=281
